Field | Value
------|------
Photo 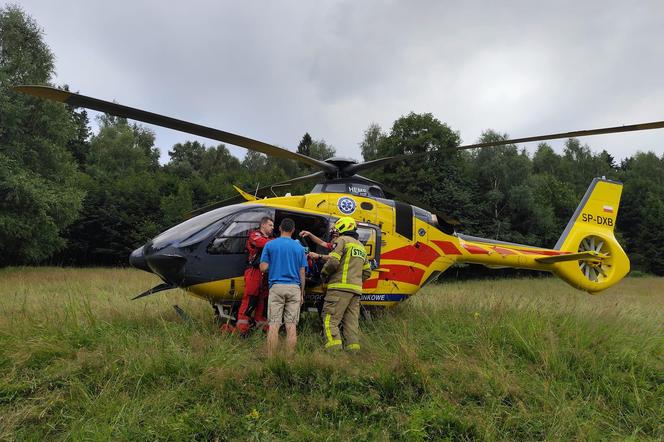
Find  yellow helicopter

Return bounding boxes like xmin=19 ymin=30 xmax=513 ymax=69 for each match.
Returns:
xmin=15 ymin=86 xmax=664 ymax=320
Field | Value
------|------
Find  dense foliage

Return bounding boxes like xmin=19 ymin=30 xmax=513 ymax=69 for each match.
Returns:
xmin=0 ymin=5 xmax=85 ymax=265
xmin=1 ymin=6 xmax=663 ymax=274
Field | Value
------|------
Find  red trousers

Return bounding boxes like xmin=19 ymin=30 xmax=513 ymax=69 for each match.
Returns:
xmin=236 ymin=268 xmax=269 ymax=333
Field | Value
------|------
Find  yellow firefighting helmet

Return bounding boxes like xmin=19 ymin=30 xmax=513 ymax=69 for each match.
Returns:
xmin=334 ymin=216 xmax=356 ymax=234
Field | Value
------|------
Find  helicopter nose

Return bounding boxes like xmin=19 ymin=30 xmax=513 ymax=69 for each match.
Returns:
xmin=129 ymin=246 xmax=151 ymax=272
xmin=145 ymin=253 xmax=187 ymax=285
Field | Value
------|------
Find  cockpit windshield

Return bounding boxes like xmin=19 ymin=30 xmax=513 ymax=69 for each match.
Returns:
xmin=150 ymin=204 xmax=247 ymax=250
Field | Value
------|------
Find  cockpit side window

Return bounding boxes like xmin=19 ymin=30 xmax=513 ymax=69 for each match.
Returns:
xmin=207 ymin=208 xmax=274 ymax=255
xmin=368 ymin=187 xmax=384 ymax=198
xmin=324 ymin=183 xmax=347 ymax=193
xmin=356 ymin=225 xmax=378 ymax=260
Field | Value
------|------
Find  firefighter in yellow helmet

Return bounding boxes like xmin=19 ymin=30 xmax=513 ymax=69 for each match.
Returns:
xmin=320 ymin=216 xmax=372 ymax=350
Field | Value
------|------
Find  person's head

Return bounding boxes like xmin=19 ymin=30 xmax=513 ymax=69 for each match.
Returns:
xmin=279 ymin=218 xmax=295 ymax=237
xmin=260 ymin=216 xmax=274 ymax=236
xmin=334 ymin=216 xmax=356 ymax=235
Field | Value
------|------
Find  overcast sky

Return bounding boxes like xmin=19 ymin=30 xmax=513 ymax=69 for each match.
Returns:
xmin=14 ymin=0 xmax=664 ymax=164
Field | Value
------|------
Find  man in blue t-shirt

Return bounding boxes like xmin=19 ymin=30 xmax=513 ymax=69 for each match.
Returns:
xmin=259 ymin=218 xmax=307 ymax=357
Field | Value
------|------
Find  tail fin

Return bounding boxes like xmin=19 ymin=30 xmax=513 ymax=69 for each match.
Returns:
xmin=551 ymin=178 xmax=630 ymax=294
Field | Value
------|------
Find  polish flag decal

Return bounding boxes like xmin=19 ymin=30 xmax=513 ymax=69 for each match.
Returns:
xmin=603 ymin=205 xmax=614 ymax=213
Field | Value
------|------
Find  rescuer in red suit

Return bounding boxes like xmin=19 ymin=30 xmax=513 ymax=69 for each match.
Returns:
xmin=236 ymin=216 xmax=274 ymax=335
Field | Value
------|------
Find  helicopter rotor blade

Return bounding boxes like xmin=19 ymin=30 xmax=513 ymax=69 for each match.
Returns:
xmin=342 ymin=155 xmax=426 ymax=176
xmin=186 ymin=171 xmax=326 ymax=218
xmin=271 ymin=170 xmax=326 ymax=186
xmin=343 ymin=119 xmax=664 ymax=176
xmin=456 ymin=120 xmax=664 ymax=150
xmin=13 ymin=85 xmax=337 ymax=174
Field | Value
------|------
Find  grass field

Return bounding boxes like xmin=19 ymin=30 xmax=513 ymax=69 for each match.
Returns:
xmin=0 ymin=268 xmax=662 ymax=441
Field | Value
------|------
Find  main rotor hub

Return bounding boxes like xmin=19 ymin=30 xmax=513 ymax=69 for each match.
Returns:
xmin=323 ymin=157 xmax=358 ymax=178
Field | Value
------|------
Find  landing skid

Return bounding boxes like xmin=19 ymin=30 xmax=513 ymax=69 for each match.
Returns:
xmin=213 ymin=303 xmax=238 ymax=326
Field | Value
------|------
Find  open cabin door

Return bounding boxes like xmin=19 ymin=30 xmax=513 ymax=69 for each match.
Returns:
xmin=274 ymin=209 xmax=330 ymax=247
xmin=357 ymin=222 xmax=381 ymax=267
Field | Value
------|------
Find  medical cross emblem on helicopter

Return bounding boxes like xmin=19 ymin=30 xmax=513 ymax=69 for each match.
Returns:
xmin=14 ymin=85 xmax=664 ymax=323
xmin=338 ymin=197 xmax=357 ymax=215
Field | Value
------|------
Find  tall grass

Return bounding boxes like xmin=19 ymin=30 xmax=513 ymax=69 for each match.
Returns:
xmin=1 ymin=268 xmax=662 ymax=440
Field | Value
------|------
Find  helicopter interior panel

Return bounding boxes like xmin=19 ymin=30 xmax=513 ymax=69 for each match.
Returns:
xmin=273 ymin=209 xmax=329 ymax=254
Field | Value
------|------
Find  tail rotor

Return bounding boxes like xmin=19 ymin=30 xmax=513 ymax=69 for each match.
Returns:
xmin=577 ymin=235 xmax=612 ymax=283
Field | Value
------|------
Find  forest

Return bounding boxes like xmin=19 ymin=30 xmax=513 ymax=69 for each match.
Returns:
xmin=2 ymin=5 xmax=663 ymax=275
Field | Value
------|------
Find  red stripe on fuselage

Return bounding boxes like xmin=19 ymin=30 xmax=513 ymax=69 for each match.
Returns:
xmin=432 ymin=240 xmax=462 ymax=255
xmin=461 ymin=243 xmax=490 ymax=254
xmin=376 ymin=264 xmax=425 ymax=286
xmin=492 ymin=246 xmax=517 ymax=255
xmin=468 ymin=243 xmax=568 ymax=256
xmin=381 ymin=242 xmax=440 ymax=267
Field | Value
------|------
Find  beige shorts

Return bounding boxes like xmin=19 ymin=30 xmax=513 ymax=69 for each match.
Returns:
xmin=268 ymin=284 xmax=302 ymax=325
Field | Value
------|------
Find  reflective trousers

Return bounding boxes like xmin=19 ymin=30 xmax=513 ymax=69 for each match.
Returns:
xmin=321 ymin=289 xmax=361 ymax=350
xmin=237 ymin=267 xmax=268 ymax=333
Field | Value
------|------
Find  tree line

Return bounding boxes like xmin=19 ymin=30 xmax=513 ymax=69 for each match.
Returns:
xmin=2 ymin=5 xmax=663 ymax=275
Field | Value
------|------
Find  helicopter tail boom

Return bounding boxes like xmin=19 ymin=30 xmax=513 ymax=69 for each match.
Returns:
xmin=449 ymin=178 xmax=629 ymax=293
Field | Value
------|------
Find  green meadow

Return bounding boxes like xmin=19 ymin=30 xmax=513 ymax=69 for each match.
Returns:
xmin=0 ymin=268 xmax=662 ymax=440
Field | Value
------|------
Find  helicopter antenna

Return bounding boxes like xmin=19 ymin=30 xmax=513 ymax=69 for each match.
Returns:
xmin=254 ymin=182 xmax=260 ymax=198
xmin=270 ymin=183 xmax=290 ymax=197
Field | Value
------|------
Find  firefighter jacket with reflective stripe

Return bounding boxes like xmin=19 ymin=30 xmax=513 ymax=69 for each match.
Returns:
xmin=321 ymin=235 xmax=372 ymax=295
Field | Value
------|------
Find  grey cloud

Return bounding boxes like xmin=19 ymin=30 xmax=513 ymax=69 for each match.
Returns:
xmin=17 ymin=0 xmax=664 ymax=163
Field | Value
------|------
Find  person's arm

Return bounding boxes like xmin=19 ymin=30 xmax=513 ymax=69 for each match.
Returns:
xmin=299 ymin=247 xmax=307 ymax=303
xmin=308 ymin=251 xmax=331 ymax=261
xmin=362 ymin=257 xmax=372 ymax=282
xmin=299 ymin=230 xmax=328 ymax=248
xmin=250 ymin=230 xmax=271 ymax=248
xmin=321 ymin=238 xmax=344 ymax=278
xmin=299 ymin=267 xmax=305 ymax=304
xmin=308 ymin=236 xmax=337 ymax=261
xmin=259 ymin=243 xmax=270 ymax=273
